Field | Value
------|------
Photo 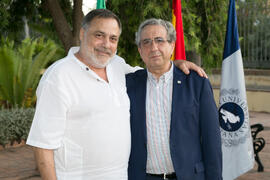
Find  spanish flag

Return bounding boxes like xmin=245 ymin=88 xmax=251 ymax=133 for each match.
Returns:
xmin=172 ymin=0 xmax=186 ymax=60
xmin=97 ymin=0 xmax=106 ymax=9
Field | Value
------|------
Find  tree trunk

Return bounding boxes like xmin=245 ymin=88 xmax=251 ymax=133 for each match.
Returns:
xmin=72 ymin=0 xmax=84 ymax=46
xmin=45 ymin=0 xmax=83 ymax=52
xmin=22 ymin=16 xmax=30 ymax=39
xmin=186 ymin=51 xmax=201 ymax=66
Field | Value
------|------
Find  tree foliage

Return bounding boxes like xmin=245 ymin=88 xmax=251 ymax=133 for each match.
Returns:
xmin=0 ymin=0 xmax=77 ymax=50
xmin=1 ymin=0 xmax=44 ymax=42
xmin=0 ymin=0 xmax=11 ymax=30
xmin=1 ymin=0 xmax=228 ymax=69
xmin=108 ymin=0 xmax=228 ymax=69
xmin=107 ymin=0 xmax=171 ymax=67
xmin=191 ymin=0 xmax=228 ymax=69
xmin=0 ymin=38 xmax=65 ymax=108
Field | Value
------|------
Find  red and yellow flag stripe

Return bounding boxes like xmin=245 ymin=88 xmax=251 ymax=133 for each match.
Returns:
xmin=172 ymin=0 xmax=186 ymax=60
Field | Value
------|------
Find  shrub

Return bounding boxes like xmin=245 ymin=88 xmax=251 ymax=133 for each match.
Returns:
xmin=0 ymin=37 xmax=65 ymax=108
xmin=0 ymin=107 xmax=35 ymax=147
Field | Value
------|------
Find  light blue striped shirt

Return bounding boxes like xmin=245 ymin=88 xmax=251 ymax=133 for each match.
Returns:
xmin=146 ymin=63 xmax=175 ymax=174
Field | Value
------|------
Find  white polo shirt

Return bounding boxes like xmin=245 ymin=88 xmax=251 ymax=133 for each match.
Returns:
xmin=27 ymin=47 xmax=137 ymax=180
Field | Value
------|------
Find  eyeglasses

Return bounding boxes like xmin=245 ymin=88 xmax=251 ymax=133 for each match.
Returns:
xmin=140 ymin=37 xmax=169 ymax=48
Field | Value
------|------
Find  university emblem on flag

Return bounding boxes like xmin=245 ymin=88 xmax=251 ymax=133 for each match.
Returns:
xmin=219 ymin=88 xmax=250 ymax=147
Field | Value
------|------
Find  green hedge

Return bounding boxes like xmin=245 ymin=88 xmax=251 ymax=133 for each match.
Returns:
xmin=0 ymin=108 xmax=35 ymax=147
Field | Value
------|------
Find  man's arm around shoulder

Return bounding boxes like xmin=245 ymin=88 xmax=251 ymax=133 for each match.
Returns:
xmin=33 ymin=147 xmax=57 ymax=180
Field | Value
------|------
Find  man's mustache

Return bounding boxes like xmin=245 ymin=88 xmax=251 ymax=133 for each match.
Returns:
xmin=149 ymin=52 xmax=161 ymax=58
xmin=95 ymin=47 xmax=112 ymax=56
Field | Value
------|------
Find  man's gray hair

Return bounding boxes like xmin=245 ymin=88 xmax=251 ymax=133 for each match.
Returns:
xmin=135 ymin=18 xmax=176 ymax=46
xmin=82 ymin=9 xmax=122 ymax=34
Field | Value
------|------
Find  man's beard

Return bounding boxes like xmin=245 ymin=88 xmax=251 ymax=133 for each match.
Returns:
xmin=85 ymin=47 xmax=115 ymax=69
xmin=89 ymin=52 xmax=112 ymax=68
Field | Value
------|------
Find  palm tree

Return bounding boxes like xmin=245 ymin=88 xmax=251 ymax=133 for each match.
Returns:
xmin=0 ymin=37 xmax=64 ymax=108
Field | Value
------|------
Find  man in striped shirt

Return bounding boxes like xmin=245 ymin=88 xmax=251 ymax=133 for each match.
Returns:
xmin=126 ymin=18 xmax=222 ymax=180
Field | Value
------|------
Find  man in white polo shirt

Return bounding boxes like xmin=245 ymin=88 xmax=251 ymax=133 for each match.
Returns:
xmin=27 ymin=9 xmax=206 ymax=180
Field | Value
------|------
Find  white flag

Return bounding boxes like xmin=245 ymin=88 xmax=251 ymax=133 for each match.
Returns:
xmin=219 ymin=0 xmax=254 ymax=179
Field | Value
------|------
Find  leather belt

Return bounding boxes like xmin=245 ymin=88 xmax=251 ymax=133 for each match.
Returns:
xmin=146 ymin=172 xmax=177 ymax=179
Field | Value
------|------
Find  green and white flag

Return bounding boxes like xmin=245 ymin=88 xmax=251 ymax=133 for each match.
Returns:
xmin=97 ymin=0 xmax=106 ymax=9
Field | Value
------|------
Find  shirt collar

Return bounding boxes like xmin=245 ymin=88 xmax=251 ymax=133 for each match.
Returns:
xmin=147 ymin=62 xmax=174 ymax=83
xmin=67 ymin=47 xmax=107 ymax=82
xmin=68 ymin=47 xmax=88 ymax=70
